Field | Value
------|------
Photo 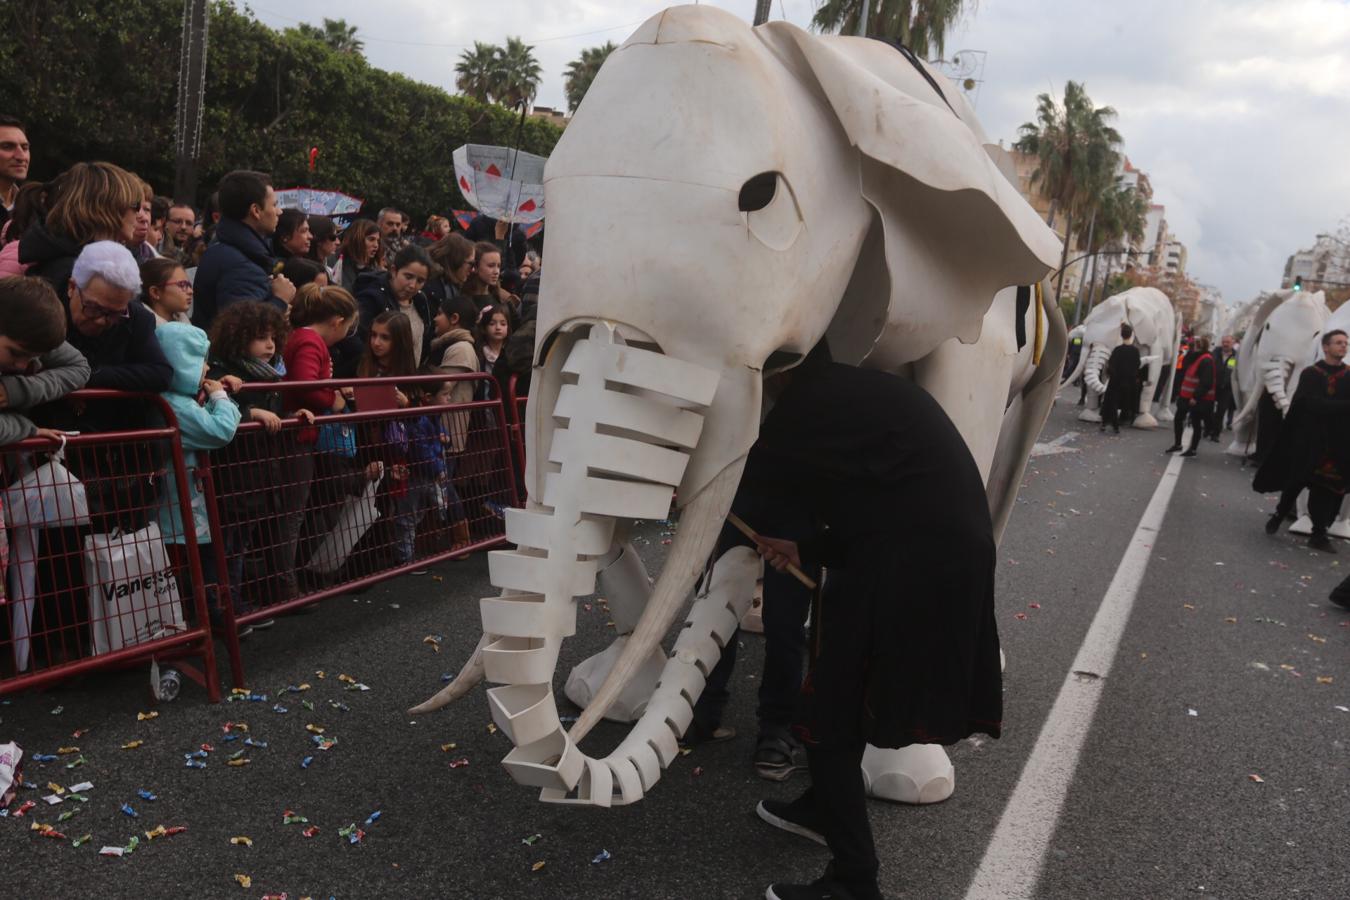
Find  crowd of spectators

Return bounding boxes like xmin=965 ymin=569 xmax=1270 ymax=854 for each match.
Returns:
xmin=0 ymin=114 xmax=541 ymax=640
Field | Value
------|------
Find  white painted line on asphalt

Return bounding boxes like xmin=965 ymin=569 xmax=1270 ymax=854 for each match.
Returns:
xmin=963 ymin=449 xmax=1187 ymax=900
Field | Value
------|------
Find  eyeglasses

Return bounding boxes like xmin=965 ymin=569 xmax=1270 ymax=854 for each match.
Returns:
xmin=78 ymin=292 xmax=132 ymax=322
xmin=160 ymin=280 xmax=193 ymax=292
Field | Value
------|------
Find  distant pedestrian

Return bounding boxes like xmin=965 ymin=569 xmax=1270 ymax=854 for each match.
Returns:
xmin=1166 ymin=336 xmax=1216 ymax=457
xmin=1256 ymin=329 xmax=1350 ymax=552
xmin=1208 ymin=334 xmax=1238 ymax=440
xmin=1099 ymin=323 xmax=1141 ymax=434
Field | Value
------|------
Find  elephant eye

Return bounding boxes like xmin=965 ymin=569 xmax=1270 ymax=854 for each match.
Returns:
xmin=738 ymin=172 xmax=778 ymax=212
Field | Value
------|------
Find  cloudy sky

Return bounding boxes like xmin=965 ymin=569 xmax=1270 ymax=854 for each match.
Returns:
xmin=241 ymin=0 xmax=1350 ymax=306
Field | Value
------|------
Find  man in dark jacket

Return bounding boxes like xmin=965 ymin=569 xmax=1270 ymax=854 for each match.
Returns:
xmin=1099 ymin=323 xmax=1142 ymax=434
xmin=191 ymin=170 xmax=295 ymax=330
xmin=1166 ymin=336 xmax=1216 ymax=457
xmin=1256 ymin=329 xmax=1350 ymax=552
xmin=1207 ymin=334 xmax=1238 ymax=439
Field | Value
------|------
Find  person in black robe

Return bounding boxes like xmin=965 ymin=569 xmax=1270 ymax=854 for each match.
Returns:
xmin=743 ymin=346 xmax=1001 ymax=900
xmin=1255 ymin=329 xmax=1350 ymax=552
xmin=1100 ymin=323 xmax=1142 ymax=433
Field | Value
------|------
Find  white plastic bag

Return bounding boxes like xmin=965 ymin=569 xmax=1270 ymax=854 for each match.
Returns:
xmin=4 ymin=442 xmax=90 ymax=671
xmin=305 ymin=475 xmax=383 ymax=576
xmin=0 ymin=741 xmax=21 ymax=808
xmin=84 ymin=521 xmax=185 ymax=655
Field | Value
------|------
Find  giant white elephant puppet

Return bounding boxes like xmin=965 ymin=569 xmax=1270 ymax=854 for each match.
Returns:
xmin=410 ymin=6 xmax=1062 ymax=808
xmin=1059 ymin=286 xmax=1179 ymax=428
xmin=1227 ymin=289 xmax=1329 ymax=457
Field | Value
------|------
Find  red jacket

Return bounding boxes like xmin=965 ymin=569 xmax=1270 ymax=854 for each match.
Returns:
xmin=283 ymin=327 xmax=336 ymax=442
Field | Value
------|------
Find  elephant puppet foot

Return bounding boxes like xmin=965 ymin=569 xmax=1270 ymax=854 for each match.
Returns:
xmin=1132 ymin=412 xmax=1159 ymax=429
xmin=1077 ymin=409 xmax=1103 ymax=423
xmin=1328 ymin=518 xmax=1350 ymax=540
xmin=1224 ymin=440 xmax=1248 ymax=457
xmin=1288 ymin=515 xmax=1315 ymax=537
xmin=1000 ymin=648 xmax=1006 ymax=673
xmin=564 ymin=636 xmax=668 ymax=723
xmin=861 ymin=744 xmax=955 ymax=804
xmin=1156 ymin=408 xmax=1175 ymax=423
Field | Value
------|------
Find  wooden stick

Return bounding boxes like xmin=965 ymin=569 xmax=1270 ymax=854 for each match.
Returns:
xmin=727 ymin=512 xmax=818 ymax=590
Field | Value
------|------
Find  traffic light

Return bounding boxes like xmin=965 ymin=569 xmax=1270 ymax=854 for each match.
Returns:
xmin=1294 ymin=276 xmax=1303 ymax=291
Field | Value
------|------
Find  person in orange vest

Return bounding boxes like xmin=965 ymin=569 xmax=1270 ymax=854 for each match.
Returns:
xmin=1165 ymin=335 xmax=1216 ymax=457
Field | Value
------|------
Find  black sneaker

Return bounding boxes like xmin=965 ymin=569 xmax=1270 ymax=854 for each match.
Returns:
xmin=1265 ymin=513 xmax=1284 ymax=535
xmin=756 ymin=797 xmax=826 ymax=846
xmin=1309 ymin=533 xmax=1338 ymax=554
xmin=1330 ymin=577 xmax=1350 ymax=610
xmin=1180 ymin=449 xmax=1197 ymax=457
xmin=1164 ymin=445 xmax=1182 ymax=454
xmin=765 ymin=878 xmax=865 ymax=900
xmin=754 ymin=735 xmax=802 ymax=782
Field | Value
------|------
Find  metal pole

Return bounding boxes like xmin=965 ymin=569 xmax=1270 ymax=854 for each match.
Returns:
xmin=1071 ymin=208 xmax=1096 ymax=327
xmin=173 ymin=0 xmax=209 ymax=204
xmin=753 ymin=0 xmax=773 ymax=25
xmin=858 ymin=0 xmax=872 ymax=36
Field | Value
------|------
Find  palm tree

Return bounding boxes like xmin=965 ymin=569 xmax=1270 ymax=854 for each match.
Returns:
xmin=564 ymin=41 xmax=617 ymax=113
xmin=494 ymin=37 xmax=543 ymax=110
xmin=295 ymin=18 xmax=363 ymax=54
xmin=811 ymin=0 xmax=971 ymax=56
xmin=455 ymin=41 xmax=501 ymax=104
xmin=1015 ymin=81 xmax=1122 ymax=302
xmin=1077 ymin=178 xmax=1150 ymax=318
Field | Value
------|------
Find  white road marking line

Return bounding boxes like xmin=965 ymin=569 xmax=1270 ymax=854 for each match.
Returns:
xmin=963 ymin=449 xmax=1187 ymax=900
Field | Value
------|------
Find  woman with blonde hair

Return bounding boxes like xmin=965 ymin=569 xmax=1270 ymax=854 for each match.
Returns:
xmin=18 ymin=160 xmax=143 ymax=301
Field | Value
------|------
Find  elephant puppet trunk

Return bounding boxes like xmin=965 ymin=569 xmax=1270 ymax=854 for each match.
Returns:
xmin=1262 ymin=358 xmax=1294 ymax=413
xmin=407 ymin=632 xmax=490 ymax=715
xmin=568 ymin=459 xmax=745 ymax=743
xmin=1083 ymin=344 xmax=1111 ymax=394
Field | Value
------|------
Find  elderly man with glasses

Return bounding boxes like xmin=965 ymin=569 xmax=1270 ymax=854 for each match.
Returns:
xmin=64 ymin=240 xmax=172 ymax=393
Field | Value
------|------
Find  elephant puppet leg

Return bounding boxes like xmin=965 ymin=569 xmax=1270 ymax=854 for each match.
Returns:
xmin=564 ymin=540 xmax=666 ymax=723
xmin=1289 ymin=490 xmax=1314 ymax=536
xmin=861 ymin=743 xmax=955 ymax=804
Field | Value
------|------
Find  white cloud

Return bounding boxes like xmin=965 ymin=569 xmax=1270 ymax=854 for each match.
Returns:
xmin=238 ymin=0 xmax=1350 ymax=304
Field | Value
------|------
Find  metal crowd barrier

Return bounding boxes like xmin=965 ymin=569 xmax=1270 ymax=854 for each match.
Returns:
xmin=506 ymin=374 xmax=530 ymax=485
xmin=0 ymin=390 xmax=221 ymax=702
xmin=0 ymin=374 xmax=521 ymax=700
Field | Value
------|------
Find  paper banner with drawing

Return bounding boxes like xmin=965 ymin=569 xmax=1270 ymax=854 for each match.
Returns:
xmin=452 ymin=144 xmax=546 ymax=225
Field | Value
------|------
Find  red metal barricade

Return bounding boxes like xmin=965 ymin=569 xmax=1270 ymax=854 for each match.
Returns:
xmin=506 ymin=374 xmax=529 ymax=483
xmin=200 ymin=373 xmax=519 ymax=688
xmin=0 ymin=391 xmax=221 ymax=702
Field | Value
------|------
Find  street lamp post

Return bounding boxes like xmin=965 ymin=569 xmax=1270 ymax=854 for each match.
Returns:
xmin=173 ymin=0 xmax=209 ymax=204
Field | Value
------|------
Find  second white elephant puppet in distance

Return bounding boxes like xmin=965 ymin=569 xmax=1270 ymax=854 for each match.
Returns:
xmin=409 ymin=6 xmax=1065 ymax=808
xmin=1228 ymin=288 xmax=1349 ymax=537
xmin=1060 ymin=286 xmax=1181 ymax=429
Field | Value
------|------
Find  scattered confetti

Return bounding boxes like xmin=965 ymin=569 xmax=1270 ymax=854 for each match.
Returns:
xmin=273 ymin=705 xmax=289 ymax=714
xmin=1308 ymin=634 xmax=1327 ymax=644
xmin=302 ymin=825 xmax=319 ymax=838
xmin=283 ymin=810 xmax=308 ymax=825
xmin=1248 ymin=774 xmax=1264 ymax=783
xmin=234 ymin=874 xmax=252 ymax=889
xmin=306 ymin=724 xmax=325 ymax=735
xmin=364 ymin=811 xmax=382 ymax=826
xmin=1224 ymin=617 xmax=1238 ymax=624
xmin=137 ymin=711 xmax=158 ymax=722
xmin=522 ymin=834 xmax=541 ymax=845
xmin=56 ymin=746 xmax=79 ymax=755
xmin=72 ymin=834 xmax=91 ymax=847
xmin=228 ymin=758 xmax=250 ymax=767
xmin=121 ymin=803 xmax=138 ymax=818
xmin=592 ymin=849 xmax=612 ymax=864
xmin=693 ymin=766 xmax=704 ymax=776
xmin=301 ymin=756 xmax=314 ymax=769
xmin=137 ymin=790 xmax=157 ymax=802
xmin=486 ymin=723 xmax=498 ymax=735
xmin=439 ymin=743 xmax=458 ymax=752
xmin=121 ymin=741 xmax=143 ymax=750
xmin=531 ymin=861 xmax=546 ymax=872
xmin=50 ymin=706 xmax=64 ymax=715
xmin=1316 ymin=676 xmax=1334 ymax=685
xmin=423 ymin=635 xmax=443 ymax=652
xmin=448 ymin=757 xmax=470 ymax=769
xmin=99 ymin=846 xmax=125 ymax=858
xmin=230 ymin=836 xmax=253 ymax=847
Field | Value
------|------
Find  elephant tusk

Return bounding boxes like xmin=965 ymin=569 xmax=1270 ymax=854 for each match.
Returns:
xmin=567 ymin=457 xmax=745 ymax=744
xmin=406 ymin=632 xmax=491 ymax=715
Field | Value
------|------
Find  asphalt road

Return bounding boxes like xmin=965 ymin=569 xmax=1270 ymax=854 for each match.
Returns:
xmin=2 ymin=400 xmax=1347 ymax=899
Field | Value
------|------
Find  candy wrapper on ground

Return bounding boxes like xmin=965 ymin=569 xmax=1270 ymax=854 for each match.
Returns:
xmin=0 ymin=741 xmax=22 ymax=807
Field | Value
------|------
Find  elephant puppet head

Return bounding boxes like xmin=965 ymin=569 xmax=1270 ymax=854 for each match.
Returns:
xmin=1237 ymin=288 xmax=1329 ymax=417
xmin=418 ymin=5 xmax=1061 ymax=807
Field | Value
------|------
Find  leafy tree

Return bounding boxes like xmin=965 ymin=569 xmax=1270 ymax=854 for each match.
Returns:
xmin=293 ymin=18 xmax=363 ymax=55
xmin=0 ymin=0 xmax=563 ymax=223
xmin=494 ymin=36 xmax=542 ymax=110
xmin=455 ymin=41 xmax=500 ymax=103
xmin=564 ymin=41 xmax=617 ymax=113
xmin=811 ymin=0 xmax=971 ymax=56
xmin=1015 ymin=81 xmax=1122 ymax=301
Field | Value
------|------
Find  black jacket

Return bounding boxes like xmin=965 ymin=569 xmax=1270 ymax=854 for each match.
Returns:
xmin=1212 ymin=349 xmax=1237 ymax=402
xmin=64 ymin=298 xmax=173 ymax=393
xmin=423 ymin=276 xmax=463 ymax=312
xmin=17 ymin=220 xmax=83 ymax=302
xmin=192 ymin=218 xmax=284 ymax=330
xmin=1254 ymin=361 xmax=1350 ymax=494
xmin=354 ymin=270 xmax=434 ymax=364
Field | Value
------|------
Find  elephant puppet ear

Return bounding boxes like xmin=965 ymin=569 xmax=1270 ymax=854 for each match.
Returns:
xmin=770 ymin=26 xmax=1064 ymax=365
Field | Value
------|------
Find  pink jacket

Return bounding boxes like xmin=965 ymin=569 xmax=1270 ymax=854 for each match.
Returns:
xmin=0 ymin=239 xmax=27 ymax=277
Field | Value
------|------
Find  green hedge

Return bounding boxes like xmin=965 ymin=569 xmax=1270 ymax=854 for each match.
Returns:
xmin=1 ymin=0 xmax=563 ymax=221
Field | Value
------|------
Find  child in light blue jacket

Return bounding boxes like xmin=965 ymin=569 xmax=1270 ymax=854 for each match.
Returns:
xmin=153 ymin=323 xmax=240 ymax=614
